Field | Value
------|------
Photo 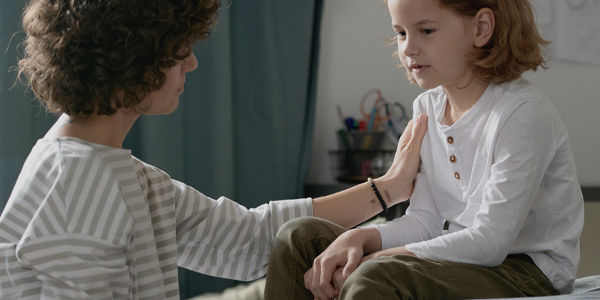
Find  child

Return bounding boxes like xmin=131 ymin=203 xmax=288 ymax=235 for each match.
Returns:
xmin=264 ymin=0 xmax=584 ymax=299
xmin=0 ymin=0 xmax=428 ymax=299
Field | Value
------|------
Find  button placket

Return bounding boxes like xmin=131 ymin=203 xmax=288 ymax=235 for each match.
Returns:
xmin=446 ymin=135 xmax=461 ymax=182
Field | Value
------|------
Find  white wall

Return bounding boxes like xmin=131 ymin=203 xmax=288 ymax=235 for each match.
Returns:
xmin=579 ymin=202 xmax=600 ymax=278
xmin=307 ymin=0 xmax=600 ymax=186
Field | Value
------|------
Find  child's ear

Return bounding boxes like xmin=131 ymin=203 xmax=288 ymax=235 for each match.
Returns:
xmin=474 ymin=7 xmax=494 ymax=48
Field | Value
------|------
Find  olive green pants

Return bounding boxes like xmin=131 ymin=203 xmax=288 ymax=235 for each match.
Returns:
xmin=264 ymin=217 xmax=558 ymax=300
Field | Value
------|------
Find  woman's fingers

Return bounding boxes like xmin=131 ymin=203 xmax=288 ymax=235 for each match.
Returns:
xmin=407 ymin=114 xmax=428 ymax=155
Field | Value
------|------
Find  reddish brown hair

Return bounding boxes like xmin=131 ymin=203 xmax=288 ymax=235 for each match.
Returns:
xmin=18 ymin=0 xmax=220 ymax=119
xmin=385 ymin=0 xmax=549 ymax=84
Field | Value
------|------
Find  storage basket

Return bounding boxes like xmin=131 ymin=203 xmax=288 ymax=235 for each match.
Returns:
xmin=328 ymin=150 xmax=396 ymax=184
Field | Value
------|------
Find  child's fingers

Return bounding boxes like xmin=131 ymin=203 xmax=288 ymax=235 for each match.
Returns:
xmin=342 ymin=252 xmax=360 ymax=279
xmin=307 ymin=257 xmax=335 ymax=300
xmin=317 ymin=263 xmax=337 ymax=299
xmin=304 ymin=267 xmax=313 ymax=289
xmin=311 ymin=261 xmax=328 ymax=299
xmin=332 ymin=268 xmax=345 ymax=292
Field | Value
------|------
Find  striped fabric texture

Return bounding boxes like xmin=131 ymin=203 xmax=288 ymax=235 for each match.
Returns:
xmin=0 ymin=137 xmax=311 ymax=299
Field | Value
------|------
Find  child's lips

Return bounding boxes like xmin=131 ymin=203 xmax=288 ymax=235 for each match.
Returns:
xmin=410 ymin=64 xmax=430 ymax=75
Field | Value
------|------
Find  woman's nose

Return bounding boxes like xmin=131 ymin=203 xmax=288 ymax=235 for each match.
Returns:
xmin=184 ymin=52 xmax=198 ymax=73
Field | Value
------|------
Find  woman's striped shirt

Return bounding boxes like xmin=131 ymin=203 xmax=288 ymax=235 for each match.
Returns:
xmin=0 ymin=137 xmax=312 ymax=299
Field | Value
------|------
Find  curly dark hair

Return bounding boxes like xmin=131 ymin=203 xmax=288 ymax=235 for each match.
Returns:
xmin=17 ymin=0 xmax=220 ymax=119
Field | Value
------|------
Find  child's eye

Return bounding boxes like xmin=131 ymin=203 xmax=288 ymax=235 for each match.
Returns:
xmin=421 ymin=29 xmax=435 ymax=34
xmin=396 ymin=31 xmax=406 ymax=37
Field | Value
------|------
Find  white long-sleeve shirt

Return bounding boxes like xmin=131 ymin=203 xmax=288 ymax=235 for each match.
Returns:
xmin=371 ymin=78 xmax=584 ymax=294
xmin=0 ymin=137 xmax=312 ymax=299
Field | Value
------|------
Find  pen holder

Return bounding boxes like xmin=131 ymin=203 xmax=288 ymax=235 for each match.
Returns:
xmin=328 ymin=149 xmax=396 ymax=184
xmin=337 ymin=130 xmax=387 ymax=150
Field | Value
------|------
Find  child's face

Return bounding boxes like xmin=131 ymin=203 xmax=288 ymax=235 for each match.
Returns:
xmin=388 ymin=0 xmax=477 ymax=90
xmin=141 ymin=51 xmax=199 ymax=115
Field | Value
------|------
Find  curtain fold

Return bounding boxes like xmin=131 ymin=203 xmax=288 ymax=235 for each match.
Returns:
xmin=0 ymin=1 xmax=59 ymax=204
xmin=1 ymin=0 xmax=322 ymax=298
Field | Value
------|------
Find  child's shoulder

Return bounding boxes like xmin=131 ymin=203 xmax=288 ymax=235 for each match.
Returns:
xmin=495 ymin=78 xmax=549 ymax=106
xmin=416 ymin=86 xmax=445 ymax=101
xmin=492 ymin=78 xmax=563 ymax=125
xmin=412 ymin=86 xmax=445 ymax=113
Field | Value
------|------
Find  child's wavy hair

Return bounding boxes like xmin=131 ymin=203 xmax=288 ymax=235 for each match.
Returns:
xmin=385 ymin=0 xmax=549 ymax=84
xmin=17 ymin=0 xmax=220 ymax=120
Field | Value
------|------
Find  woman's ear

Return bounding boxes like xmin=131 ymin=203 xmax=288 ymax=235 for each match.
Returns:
xmin=474 ymin=7 xmax=494 ymax=48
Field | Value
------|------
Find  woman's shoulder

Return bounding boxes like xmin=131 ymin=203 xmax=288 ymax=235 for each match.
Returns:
xmin=22 ymin=137 xmax=142 ymax=203
xmin=42 ymin=137 xmax=131 ymax=159
xmin=131 ymin=158 xmax=173 ymax=186
xmin=28 ymin=137 xmax=136 ymax=195
xmin=5 ymin=138 xmax=135 ymax=247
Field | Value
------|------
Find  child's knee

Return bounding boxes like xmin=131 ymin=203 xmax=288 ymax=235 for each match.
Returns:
xmin=340 ymin=256 xmax=419 ymax=299
xmin=273 ymin=217 xmax=336 ymax=251
xmin=340 ymin=259 xmax=393 ymax=299
xmin=345 ymin=258 xmax=391 ymax=285
xmin=276 ymin=217 xmax=325 ymax=239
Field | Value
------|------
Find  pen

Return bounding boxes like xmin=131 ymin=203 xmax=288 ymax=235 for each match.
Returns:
xmin=336 ymin=105 xmax=346 ymax=129
xmin=367 ymin=105 xmax=377 ymax=132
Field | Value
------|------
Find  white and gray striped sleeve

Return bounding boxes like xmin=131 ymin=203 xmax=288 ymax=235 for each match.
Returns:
xmin=173 ymin=180 xmax=312 ymax=281
xmin=10 ymin=154 xmax=135 ymax=300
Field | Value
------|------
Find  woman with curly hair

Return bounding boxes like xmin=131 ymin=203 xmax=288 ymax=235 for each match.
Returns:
xmin=0 ymin=0 xmax=428 ymax=299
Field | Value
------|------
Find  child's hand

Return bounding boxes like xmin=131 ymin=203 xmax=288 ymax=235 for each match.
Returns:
xmin=304 ymin=267 xmax=346 ymax=300
xmin=331 ymin=267 xmax=345 ymax=292
xmin=326 ymin=254 xmax=387 ymax=295
xmin=303 ymin=228 xmax=377 ymax=300
xmin=314 ymin=247 xmax=416 ymax=297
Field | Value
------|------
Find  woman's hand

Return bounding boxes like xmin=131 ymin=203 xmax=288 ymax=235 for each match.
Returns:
xmin=377 ymin=113 xmax=428 ymax=206
xmin=311 ymin=114 xmax=427 ymax=229
xmin=303 ymin=228 xmax=380 ymax=300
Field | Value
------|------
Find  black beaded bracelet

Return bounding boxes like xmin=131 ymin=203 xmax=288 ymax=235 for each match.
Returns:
xmin=367 ymin=177 xmax=388 ymax=213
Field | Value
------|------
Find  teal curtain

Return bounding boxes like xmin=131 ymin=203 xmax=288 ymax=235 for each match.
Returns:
xmin=1 ymin=0 xmax=323 ymax=298
xmin=0 ymin=1 xmax=60 ymax=203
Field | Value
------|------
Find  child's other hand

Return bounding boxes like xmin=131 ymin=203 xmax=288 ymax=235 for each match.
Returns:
xmin=321 ymin=247 xmax=416 ymax=296
xmin=304 ymin=266 xmax=341 ymax=300
xmin=303 ymin=267 xmax=350 ymax=300
xmin=331 ymin=267 xmax=345 ymax=292
xmin=303 ymin=228 xmax=376 ymax=300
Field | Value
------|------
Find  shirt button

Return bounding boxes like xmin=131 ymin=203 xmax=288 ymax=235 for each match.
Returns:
xmin=450 ymin=155 xmax=457 ymax=163
xmin=454 ymin=172 xmax=461 ymax=180
xmin=447 ymin=136 xmax=454 ymax=144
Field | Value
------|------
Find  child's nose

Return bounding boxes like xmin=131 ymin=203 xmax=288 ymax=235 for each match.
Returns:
xmin=401 ymin=36 xmax=419 ymax=57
